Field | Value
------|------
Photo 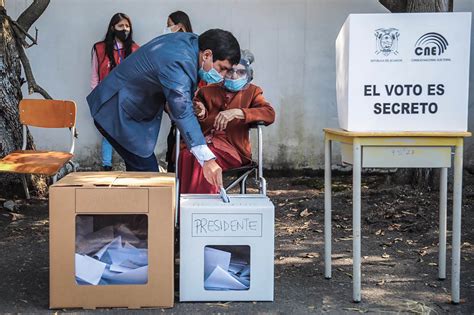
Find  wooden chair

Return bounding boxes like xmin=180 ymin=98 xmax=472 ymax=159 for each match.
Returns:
xmin=0 ymin=99 xmax=77 ymax=198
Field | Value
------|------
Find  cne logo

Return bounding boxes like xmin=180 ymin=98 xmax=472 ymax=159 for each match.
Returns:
xmin=414 ymin=32 xmax=448 ymax=56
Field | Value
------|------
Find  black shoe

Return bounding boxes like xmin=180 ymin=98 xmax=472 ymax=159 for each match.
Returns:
xmin=102 ymin=166 xmax=112 ymax=171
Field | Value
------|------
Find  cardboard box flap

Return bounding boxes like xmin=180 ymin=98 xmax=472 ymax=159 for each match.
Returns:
xmin=114 ymin=173 xmax=175 ymax=187
xmin=52 ymin=172 xmax=120 ymax=187
xmin=53 ymin=172 xmax=176 ymax=188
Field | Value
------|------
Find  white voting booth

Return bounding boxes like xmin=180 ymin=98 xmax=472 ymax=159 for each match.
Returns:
xmin=179 ymin=194 xmax=274 ymax=301
xmin=336 ymin=13 xmax=471 ymax=132
xmin=328 ymin=13 xmax=472 ymax=303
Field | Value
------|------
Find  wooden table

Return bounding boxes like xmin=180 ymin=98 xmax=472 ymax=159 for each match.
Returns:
xmin=323 ymin=128 xmax=471 ymax=303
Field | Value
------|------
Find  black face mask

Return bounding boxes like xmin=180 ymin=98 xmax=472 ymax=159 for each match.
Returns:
xmin=115 ymin=29 xmax=130 ymax=42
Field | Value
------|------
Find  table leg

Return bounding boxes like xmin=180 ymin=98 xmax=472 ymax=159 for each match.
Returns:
xmin=353 ymin=141 xmax=362 ymax=303
xmin=324 ymin=138 xmax=332 ymax=279
xmin=452 ymin=140 xmax=463 ymax=304
xmin=439 ymin=167 xmax=448 ymax=280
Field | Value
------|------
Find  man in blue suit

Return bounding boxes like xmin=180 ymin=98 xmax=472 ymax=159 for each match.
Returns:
xmin=87 ymin=29 xmax=240 ymax=188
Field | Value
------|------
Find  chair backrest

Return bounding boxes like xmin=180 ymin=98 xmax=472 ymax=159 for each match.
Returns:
xmin=19 ymin=99 xmax=76 ymax=128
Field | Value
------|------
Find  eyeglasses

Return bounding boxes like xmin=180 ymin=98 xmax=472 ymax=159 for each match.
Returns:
xmin=225 ymin=69 xmax=247 ymax=78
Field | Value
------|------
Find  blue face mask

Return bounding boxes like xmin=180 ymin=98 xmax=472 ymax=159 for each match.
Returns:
xmin=198 ymin=66 xmax=223 ymax=84
xmin=224 ymin=76 xmax=248 ymax=92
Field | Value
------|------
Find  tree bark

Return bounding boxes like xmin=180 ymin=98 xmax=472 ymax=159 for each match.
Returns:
xmin=379 ymin=0 xmax=453 ymax=12
xmin=15 ymin=0 xmax=49 ymax=41
xmin=379 ymin=0 xmax=408 ymax=13
xmin=0 ymin=0 xmax=50 ymax=197
xmin=379 ymin=0 xmax=453 ymax=189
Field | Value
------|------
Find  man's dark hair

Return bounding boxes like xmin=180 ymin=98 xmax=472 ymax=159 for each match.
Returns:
xmin=198 ymin=29 xmax=241 ymax=65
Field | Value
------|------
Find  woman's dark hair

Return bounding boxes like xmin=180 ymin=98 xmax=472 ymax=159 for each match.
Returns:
xmin=198 ymin=29 xmax=240 ymax=65
xmin=168 ymin=10 xmax=193 ymax=33
xmin=101 ymin=13 xmax=135 ymax=69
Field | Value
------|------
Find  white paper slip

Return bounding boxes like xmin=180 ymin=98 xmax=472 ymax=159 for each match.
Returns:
xmin=108 ymin=247 xmax=148 ymax=267
xmin=119 ymin=259 xmax=142 ymax=269
xmin=239 ymin=265 xmax=251 ymax=278
xmin=106 ymin=266 xmax=148 ymax=285
xmin=94 ymin=236 xmax=122 ymax=260
xmin=228 ymin=263 xmax=245 ymax=274
xmin=204 ymin=247 xmax=231 ymax=280
xmin=204 ymin=265 xmax=248 ymax=290
xmin=116 ymin=225 xmax=140 ymax=246
xmin=75 ymin=254 xmax=106 ymax=285
xmin=236 ymin=276 xmax=250 ymax=287
xmin=110 ymin=264 xmax=134 ymax=273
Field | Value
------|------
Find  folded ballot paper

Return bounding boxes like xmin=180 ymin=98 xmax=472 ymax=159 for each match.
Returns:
xmin=75 ymin=216 xmax=148 ymax=285
xmin=204 ymin=247 xmax=250 ymax=291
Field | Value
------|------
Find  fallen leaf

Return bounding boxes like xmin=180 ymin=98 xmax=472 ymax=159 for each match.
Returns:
xmin=299 ymin=208 xmax=312 ymax=217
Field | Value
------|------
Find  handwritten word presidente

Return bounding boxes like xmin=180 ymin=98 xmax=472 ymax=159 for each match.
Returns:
xmin=364 ymin=84 xmax=445 ymax=115
xmin=193 ymin=217 xmax=259 ymax=235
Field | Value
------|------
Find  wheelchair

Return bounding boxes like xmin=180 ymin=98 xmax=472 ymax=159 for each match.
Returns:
xmin=174 ymin=122 xmax=267 ymax=223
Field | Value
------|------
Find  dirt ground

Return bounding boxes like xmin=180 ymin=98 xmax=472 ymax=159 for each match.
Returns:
xmin=0 ymin=171 xmax=473 ymax=314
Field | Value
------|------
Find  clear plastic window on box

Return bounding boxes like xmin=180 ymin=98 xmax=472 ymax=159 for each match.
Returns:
xmin=75 ymin=215 xmax=148 ymax=285
xmin=204 ymin=245 xmax=250 ymax=291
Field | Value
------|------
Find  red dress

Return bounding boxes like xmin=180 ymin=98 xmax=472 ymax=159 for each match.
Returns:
xmin=179 ymin=83 xmax=275 ymax=194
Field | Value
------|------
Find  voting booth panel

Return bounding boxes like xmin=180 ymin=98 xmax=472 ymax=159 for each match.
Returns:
xmin=49 ymin=172 xmax=175 ymax=309
xmin=336 ymin=13 xmax=471 ymax=132
xmin=179 ymin=194 xmax=274 ymax=301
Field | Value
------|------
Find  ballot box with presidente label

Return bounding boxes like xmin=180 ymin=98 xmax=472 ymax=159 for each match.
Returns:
xmin=336 ymin=12 xmax=471 ymax=132
xmin=49 ymin=172 xmax=175 ymax=309
xmin=179 ymin=194 xmax=274 ymax=301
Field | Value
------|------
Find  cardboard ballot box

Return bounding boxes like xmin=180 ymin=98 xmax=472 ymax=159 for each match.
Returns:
xmin=49 ymin=172 xmax=175 ymax=309
xmin=336 ymin=13 xmax=471 ymax=132
xmin=179 ymin=194 xmax=274 ymax=301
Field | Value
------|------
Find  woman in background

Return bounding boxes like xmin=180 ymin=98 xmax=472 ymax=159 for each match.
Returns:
xmin=91 ymin=13 xmax=139 ymax=171
xmin=163 ymin=10 xmax=195 ymax=172
xmin=163 ymin=10 xmax=193 ymax=34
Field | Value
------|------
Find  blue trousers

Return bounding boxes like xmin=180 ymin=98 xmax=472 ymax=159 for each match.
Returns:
xmin=94 ymin=121 xmax=159 ymax=172
xmin=101 ymin=137 xmax=113 ymax=167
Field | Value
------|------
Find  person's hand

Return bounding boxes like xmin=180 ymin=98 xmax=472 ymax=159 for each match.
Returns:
xmin=202 ymin=159 xmax=223 ymax=187
xmin=194 ymin=100 xmax=206 ymax=119
xmin=214 ymin=109 xmax=244 ymax=131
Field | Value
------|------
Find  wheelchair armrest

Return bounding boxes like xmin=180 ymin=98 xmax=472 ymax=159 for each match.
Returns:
xmin=249 ymin=121 xmax=266 ymax=129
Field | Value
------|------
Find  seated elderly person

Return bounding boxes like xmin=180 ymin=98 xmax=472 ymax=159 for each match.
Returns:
xmin=178 ymin=50 xmax=275 ymax=194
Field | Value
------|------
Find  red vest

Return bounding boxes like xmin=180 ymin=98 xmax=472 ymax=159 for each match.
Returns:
xmin=94 ymin=41 xmax=139 ymax=81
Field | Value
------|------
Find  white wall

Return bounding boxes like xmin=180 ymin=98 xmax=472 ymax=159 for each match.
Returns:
xmin=5 ymin=0 xmax=474 ymax=169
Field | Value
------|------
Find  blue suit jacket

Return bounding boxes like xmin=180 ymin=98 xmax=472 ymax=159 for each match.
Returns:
xmin=87 ymin=32 xmax=206 ymax=158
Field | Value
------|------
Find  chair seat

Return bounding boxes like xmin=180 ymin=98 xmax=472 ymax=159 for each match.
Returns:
xmin=223 ymin=161 xmax=258 ymax=176
xmin=0 ymin=150 xmax=73 ymax=176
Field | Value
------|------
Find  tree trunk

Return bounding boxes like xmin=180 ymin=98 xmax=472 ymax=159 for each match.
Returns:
xmin=378 ymin=0 xmax=453 ymax=189
xmin=379 ymin=0 xmax=453 ymax=12
xmin=0 ymin=1 xmax=50 ymax=197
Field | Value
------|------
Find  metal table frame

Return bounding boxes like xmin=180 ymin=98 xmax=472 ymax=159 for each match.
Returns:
xmin=323 ymin=128 xmax=471 ymax=303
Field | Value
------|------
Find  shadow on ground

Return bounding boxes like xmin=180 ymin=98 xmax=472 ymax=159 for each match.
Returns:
xmin=0 ymin=172 xmax=473 ymax=314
